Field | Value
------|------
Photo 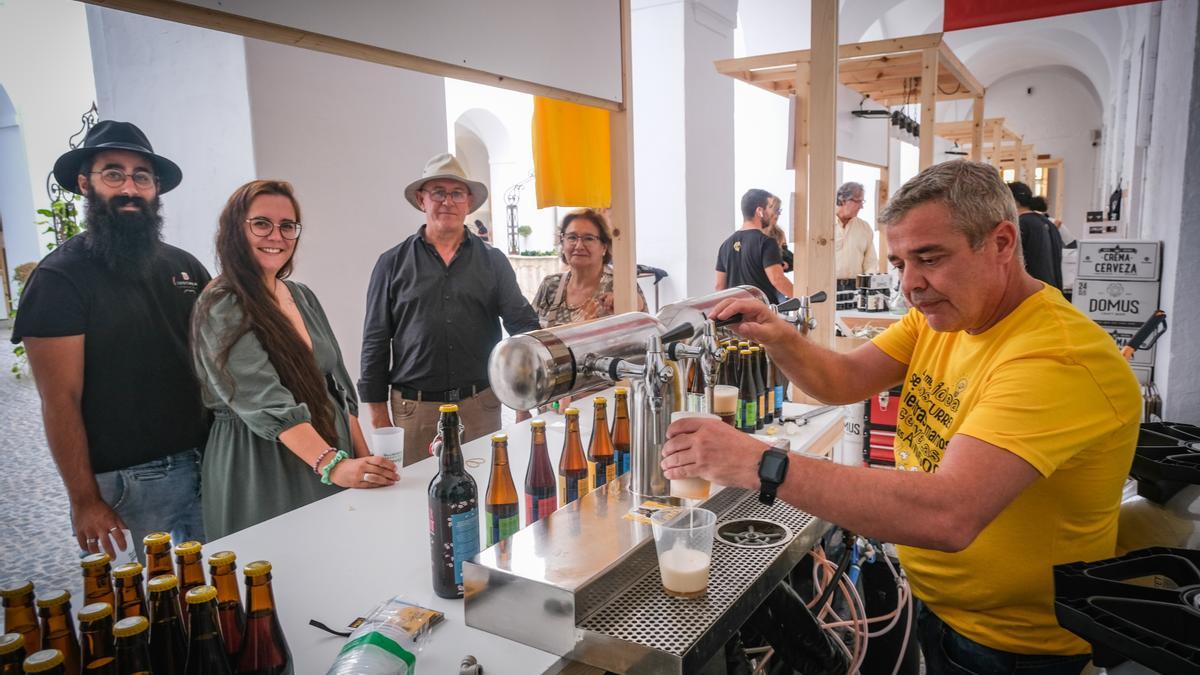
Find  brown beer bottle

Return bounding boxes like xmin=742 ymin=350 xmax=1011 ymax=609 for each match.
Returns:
xmin=0 ymin=581 xmax=40 ymax=654
xmin=78 ymin=602 xmax=116 ymax=674
xmin=112 ymin=616 xmax=152 ymax=675
xmin=523 ymin=420 xmax=558 ymax=526
xmin=611 ymin=389 xmax=632 ymax=477
xmin=484 ymin=434 xmax=520 ymax=547
xmin=428 ymin=404 xmax=481 ymax=599
xmin=147 ymin=575 xmax=187 ymax=674
xmin=234 ymin=562 xmax=291 ymax=674
xmin=724 ymin=345 xmax=740 ymax=386
xmin=686 ymin=361 xmax=707 ymax=413
xmin=207 ymin=552 xmax=244 ymax=664
xmin=143 ymin=533 xmax=173 ymax=579
xmin=737 ymin=350 xmax=758 ymax=432
xmin=0 ymin=633 xmax=26 ymax=675
xmin=183 ymin=587 xmax=231 ymax=675
xmin=35 ymin=591 xmax=79 ymax=674
xmin=762 ymin=347 xmax=777 ymax=424
xmin=558 ymin=408 xmax=589 ymax=507
xmin=174 ymin=542 xmax=206 ymax=604
xmin=81 ymin=553 xmax=117 ymax=609
xmin=749 ymin=347 xmax=766 ymax=430
xmin=587 ymin=398 xmax=616 ymax=491
xmin=111 ymin=563 xmax=147 ymax=621
xmin=19 ymin=649 xmax=63 ymax=674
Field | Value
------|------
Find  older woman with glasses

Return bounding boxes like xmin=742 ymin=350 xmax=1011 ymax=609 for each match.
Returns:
xmin=191 ymin=179 xmax=398 ymax=539
xmin=532 ymin=208 xmax=647 ymax=328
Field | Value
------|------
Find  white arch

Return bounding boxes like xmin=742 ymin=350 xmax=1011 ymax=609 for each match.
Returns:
xmin=454 ymin=107 xmax=513 ymax=163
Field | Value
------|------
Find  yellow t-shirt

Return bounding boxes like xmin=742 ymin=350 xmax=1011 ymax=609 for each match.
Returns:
xmin=871 ymin=284 xmax=1141 ymax=654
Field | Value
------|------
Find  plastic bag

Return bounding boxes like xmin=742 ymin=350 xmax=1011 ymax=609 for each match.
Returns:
xmin=325 ymin=597 xmax=440 ymax=674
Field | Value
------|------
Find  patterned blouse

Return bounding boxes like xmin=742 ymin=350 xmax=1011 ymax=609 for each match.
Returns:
xmin=532 ymin=267 xmax=648 ymax=328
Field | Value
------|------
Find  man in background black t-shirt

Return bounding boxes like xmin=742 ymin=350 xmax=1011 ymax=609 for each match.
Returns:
xmin=1008 ymin=182 xmax=1063 ymax=291
xmin=11 ymin=121 xmax=211 ymax=560
xmin=715 ymin=189 xmax=793 ymax=303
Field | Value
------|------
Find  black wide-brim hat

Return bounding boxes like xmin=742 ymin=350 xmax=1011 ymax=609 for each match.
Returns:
xmin=52 ymin=120 xmax=183 ymax=195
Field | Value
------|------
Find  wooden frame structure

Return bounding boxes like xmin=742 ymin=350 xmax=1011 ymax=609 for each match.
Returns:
xmin=81 ymin=0 xmax=643 ymax=312
xmin=935 ymin=117 xmax=1040 ymax=182
xmin=716 ymin=31 xmax=984 ymax=346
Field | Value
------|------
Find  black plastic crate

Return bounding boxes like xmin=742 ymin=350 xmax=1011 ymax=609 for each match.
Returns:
xmin=1131 ymin=422 xmax=1200 ymax=503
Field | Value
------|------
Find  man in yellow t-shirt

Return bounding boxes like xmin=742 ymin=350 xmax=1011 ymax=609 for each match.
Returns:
xmin=661 ymin=161 xmax=1141 ymax=674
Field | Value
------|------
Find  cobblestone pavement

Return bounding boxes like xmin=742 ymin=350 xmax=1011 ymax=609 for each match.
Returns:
xmin=0 ymin=324 xmax=84 ymax=630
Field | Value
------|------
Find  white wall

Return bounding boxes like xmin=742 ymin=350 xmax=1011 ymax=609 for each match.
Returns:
xmin=86 ymin=6 xmax=256 ymax=273
xmin=244 ymin=39 xmax=447 ymax=380
xmin=0 ymin=0 xmax=96 ymax=270
xmin=983 ymin=67 xmax=1102 ymax=241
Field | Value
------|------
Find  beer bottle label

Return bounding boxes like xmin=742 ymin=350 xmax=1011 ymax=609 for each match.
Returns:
xmin=587 ymin=460 xmax=616 ymax=489
xmin=484 ymin=505 xmax=519 ymax=547
xmin=767 ymin=388 xmax=775 ymax=415
xmin=742 ymin=401 xmax=758 ymax=430
xmin=775 ymin=384 xmax=785 ymax=413
xmin=525 ymin=492 xmax=558 ymax=525
xmin=449 ymin=508 xmax=480 ymax=585
xmin=558 ymin=475 xmax=590 ymax=506
xmin=616 ymin=451 xmax=630 ymax=476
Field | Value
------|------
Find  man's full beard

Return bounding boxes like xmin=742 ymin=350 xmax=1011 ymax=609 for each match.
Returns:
xmin=83 ymin=187 xmax=164 ymax=279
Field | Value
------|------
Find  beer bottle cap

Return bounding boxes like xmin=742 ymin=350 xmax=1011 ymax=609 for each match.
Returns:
xmin=143 ymin=531 xmax=171 ymax=548
xmin=112 ymin=562 xmax=144 ymax=579
xmin=243 ymin=560 xmax=273 ymax=578
xmin=530 ymin=420 xmax=546 ymax=429
xmin=491 ymin=433 xmax=508 ymax=443
xmin=185 ymin=585 xmax=218 ymax=604
xmin=0 ymin=580 xmax=33 ymax=598
xmin=750 ymin=346 xmax=760 ymax=352
xmin=147 ymin=574 xmax=179 ymax=593
xmin=564 ymin=407 xmax=580 ymax=416
xmin=0 ymin=632 xmax=24 ymax=656
xmin=78 ymin=602 xmax=113 ymax=622
xmin=21 ymin=649 xmax=64 ymax=671
xmin=80 ymin=552 xmax=111 ymax=569
xmin=439 ymin=403 xmax=459 ymax=414
xmin=208 ymin=550 xmax=237 ymax=566
xmin=173 ymin=541 xmax=202 ymax=556
xmin=593 ymin=396 xmax=607 ymax=405
xmin=35 ymin=589 xmax=70 ymax=609
xmin=112 ymin=616 xmax=149 ymax=638
xmin=614 ymin=387 xmax=627 ymax=395
xmin=740 ymin=349 xmax=752 ymax=355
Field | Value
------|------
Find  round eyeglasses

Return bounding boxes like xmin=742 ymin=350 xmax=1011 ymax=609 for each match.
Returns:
xmin=90 ymin=169 xmax=157 ymax=189
xmin=246 ymin=217 xmax=302 ymax=240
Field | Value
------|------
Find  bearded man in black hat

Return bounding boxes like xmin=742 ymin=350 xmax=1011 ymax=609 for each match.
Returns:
xmin=12 ymin=120 xmax=212 ymax=561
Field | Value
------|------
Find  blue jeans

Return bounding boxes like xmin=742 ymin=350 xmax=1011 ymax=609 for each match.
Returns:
xmin=92 ymin=448 xmax=206 ymax=562
xmin=918 ymin=604 xmax=1090 ymax=675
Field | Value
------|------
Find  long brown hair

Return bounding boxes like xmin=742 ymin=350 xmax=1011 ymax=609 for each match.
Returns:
xmin=193 ymin=180 xmax=337 ymax=443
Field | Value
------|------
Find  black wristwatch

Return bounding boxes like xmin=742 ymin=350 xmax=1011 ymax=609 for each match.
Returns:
xmin=757 ymin=448 xmax=790 ymax=505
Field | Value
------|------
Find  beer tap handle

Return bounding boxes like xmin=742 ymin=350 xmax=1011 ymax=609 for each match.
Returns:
xmin=712 ymin=313 xmax=745 ymax=328
xmin=774 ymin=297 xmax=802 ymax=313
xmin=808 ymin=290 xmax=828 ymax=304
xmin=661 ymin=322 xmax=695 ymax=345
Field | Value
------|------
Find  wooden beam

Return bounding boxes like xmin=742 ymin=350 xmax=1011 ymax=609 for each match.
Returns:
xmin=1053 ymin=161 xmax=1065 ymax=222
xmin=990 ymin=121 xmax=1003 ymax=166
xmin=970 ymin=96 xmax=985 ymax=161
xmin=876 ymin=168 xmax=890 ymax=273
xmin=793 ymin=66 xmax=810 ymax=287
xmin=840 ymin=32 xmax=943 ymax=60
xmin=81 ymin=0 xmax=622 ymax=111
xmin=1025 ymin=146 xmax=1037 ymax=189
xmin=808 ymin=0 xmax=838 ymax=349
xmin=918 ymin=48 xmax=938 ymax=170
xmin=610 ymin=0 xmax=638 ymax=312
xmin=715 ymin=50 xmax=810 ymax=74
xmin=937 ymin=41 xmax=985 ymax=96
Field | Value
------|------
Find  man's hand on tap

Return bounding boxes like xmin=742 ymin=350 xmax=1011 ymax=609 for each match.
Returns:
xmin=660 ymin=416 xmax=766 ymax=490
xmin=710 ymin=298 xmax=796 ymax=348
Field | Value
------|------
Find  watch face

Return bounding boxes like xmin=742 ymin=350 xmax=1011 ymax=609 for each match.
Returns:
xmin=760 ymin=451 xmax=788 ymax=482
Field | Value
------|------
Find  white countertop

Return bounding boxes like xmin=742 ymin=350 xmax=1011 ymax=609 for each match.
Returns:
xmin=205 ymin=392 xmax=845 ymax=674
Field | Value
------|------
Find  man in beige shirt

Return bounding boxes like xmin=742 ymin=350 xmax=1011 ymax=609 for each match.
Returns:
xmin=835 ymin=181 xmax=879 ymax=281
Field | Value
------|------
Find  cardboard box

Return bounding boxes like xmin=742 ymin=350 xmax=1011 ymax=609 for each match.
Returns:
xmin=1072 ymin=279 xmax=1160 ymax=327
xmin=1076 ymin=240 xmax=1161 ymax=281
xmin=1101 ymin=324 xmax=1156 ymax=367
xmin=1131 ymin=365 xmax=1153 ymax=386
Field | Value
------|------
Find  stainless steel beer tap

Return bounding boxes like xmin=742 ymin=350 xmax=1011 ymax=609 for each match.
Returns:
xmin=584 ymin=333 xmax=676 ymax=500
xmin=665 ymin=318 xmax=726 ymax=413
xmin=776 ymin=291 xmax=828 ymax=333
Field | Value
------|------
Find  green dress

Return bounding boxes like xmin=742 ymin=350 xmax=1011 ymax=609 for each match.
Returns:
xmin=193 ymin=280 xmax=357 ymax=539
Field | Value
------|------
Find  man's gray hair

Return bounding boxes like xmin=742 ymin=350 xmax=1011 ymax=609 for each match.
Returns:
xmin=878 ymin=160 xmax=1019 ymax=250
xmin=836 ymin=182 xmax=864 ymax=206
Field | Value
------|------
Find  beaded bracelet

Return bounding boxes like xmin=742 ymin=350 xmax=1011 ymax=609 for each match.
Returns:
xmin=319 ymin=450 xmax=349 ymax=486
xmin=312 ymin=447 xmax=337 ymax=476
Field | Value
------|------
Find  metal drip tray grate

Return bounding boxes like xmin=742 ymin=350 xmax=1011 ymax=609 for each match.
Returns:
xmin=717 ymin=519 xmax=791 ymax=548
xmin=574 ymin=491 xmax=826 ymax=673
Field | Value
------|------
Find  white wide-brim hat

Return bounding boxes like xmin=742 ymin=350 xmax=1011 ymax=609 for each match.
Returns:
xmin=403 ymin=153 xmax=489 ymax=213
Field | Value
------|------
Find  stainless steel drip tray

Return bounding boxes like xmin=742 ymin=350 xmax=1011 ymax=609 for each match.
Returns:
xmin=570 ymin=492 xmax=829 ymax=674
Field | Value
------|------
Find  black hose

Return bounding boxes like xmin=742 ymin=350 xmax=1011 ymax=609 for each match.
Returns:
xmin=812 ymin=532 xmax=854 ymax=619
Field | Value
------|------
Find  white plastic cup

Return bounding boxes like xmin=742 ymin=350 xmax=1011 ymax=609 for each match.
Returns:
xmin=668 ymin=411 xmax=719 ymax=500
xmin=651 ymin=506 xmax=717 ymax=598
xmin=372 ymin=427 xmax=405 ymax=471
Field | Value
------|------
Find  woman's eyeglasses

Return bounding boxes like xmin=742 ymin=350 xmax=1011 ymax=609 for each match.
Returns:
xmin=246 ymin=217 xmax=302 ymax=240
xmin=562 ymin=234 xmax=602 ymax=246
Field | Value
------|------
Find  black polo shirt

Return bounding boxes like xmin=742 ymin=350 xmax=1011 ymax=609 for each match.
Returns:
xmin=11 ymin=233 xmax=212 ymax=473
xmin=358 ymin=226 xmax=540 ymax=401
xmin=715 ymin=228 xmax=785 ymax=303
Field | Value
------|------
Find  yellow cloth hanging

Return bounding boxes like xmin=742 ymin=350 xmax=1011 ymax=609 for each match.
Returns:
xmin=532 ymin=96 xmax=611 ymax=209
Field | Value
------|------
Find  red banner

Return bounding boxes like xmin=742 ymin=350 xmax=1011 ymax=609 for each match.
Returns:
xmin=944 ymin=0 xmax=1157 ymax=32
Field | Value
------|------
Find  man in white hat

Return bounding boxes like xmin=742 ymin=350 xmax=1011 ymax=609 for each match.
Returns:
xmin=359 ymin=153 xmax=539 ymax=464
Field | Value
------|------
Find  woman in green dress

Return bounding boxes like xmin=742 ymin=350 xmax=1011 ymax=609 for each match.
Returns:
xmin=192 ymin=180 xmax=398 ymax=539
